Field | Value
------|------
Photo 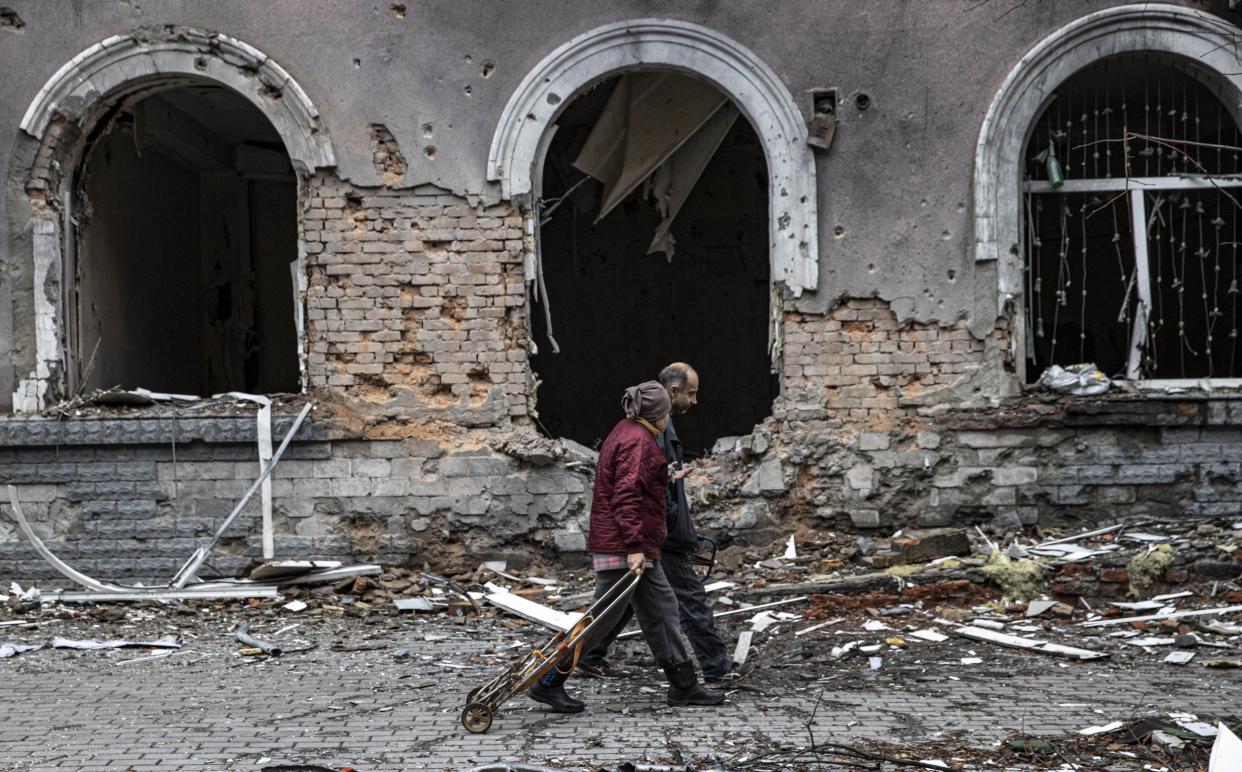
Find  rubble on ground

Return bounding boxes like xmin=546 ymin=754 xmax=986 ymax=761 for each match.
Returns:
xmin=2 ymin=515 xmax=1239 ymax=770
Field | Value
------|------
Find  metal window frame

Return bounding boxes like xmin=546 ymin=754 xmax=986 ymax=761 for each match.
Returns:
xmin=1024 ymin=176 xmax=1242 ymax=384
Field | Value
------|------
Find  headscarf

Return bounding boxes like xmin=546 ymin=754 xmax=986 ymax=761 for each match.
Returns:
xmin=622 ymin=381 xmax=671 ymax=422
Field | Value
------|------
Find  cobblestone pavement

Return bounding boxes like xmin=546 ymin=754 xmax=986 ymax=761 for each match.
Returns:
xmin=0 ymin=608 xmax=1236 ymax=771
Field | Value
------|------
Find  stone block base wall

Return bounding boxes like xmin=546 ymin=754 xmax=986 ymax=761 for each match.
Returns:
xmin=0 ymin=416 xmax=590 ymax=584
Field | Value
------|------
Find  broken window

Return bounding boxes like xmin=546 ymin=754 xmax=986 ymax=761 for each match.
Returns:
xmin=70 ymin=83 xmax=300 ymax=396
xmin=1024 ymin=55 xmax=1242 ymax=382
xmin=531 ymin=73 xmax=774 ymax=454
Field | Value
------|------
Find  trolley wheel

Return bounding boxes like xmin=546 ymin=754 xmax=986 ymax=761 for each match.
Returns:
xmin=461 ymin=701 xmax=493 ymax=734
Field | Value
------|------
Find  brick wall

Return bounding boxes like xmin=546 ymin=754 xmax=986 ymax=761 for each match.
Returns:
xmin=780 ymin=298 xmax=997 ymax=427
xmin=301 ymin=176 xmax=529 ymax=423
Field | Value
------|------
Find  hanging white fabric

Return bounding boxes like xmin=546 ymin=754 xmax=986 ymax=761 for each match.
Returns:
xmin=572 ymin=72 xmax=728 ymax=222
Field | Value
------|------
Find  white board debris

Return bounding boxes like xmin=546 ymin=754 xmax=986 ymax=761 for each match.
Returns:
xmin=953 ymin=625 xmax=1109 ymax=661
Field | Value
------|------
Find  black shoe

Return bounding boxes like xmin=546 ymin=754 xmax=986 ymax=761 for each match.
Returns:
xmin=577 ymin=660 xmax=626 ymax=678
xmin=663 ymin=660 xmax=725 ymax=707
xmin=527 ymin=682 xmax=585 ymax=713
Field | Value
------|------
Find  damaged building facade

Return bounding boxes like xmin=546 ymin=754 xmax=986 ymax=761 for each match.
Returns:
xmin=2 ymin=1 xmax=1242 ymax=582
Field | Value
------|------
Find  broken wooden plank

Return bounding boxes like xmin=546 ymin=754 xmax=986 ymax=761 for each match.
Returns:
xmin=952 ymin=625 xmax=1109 ymax=661
xmin=42 ymin=586 xmax=281 ymax=603
xmin=484 ymin=590 xmax=583 ymax=632
xmin=617 ymin=596 xmax=808 ymax=639
xmin=733 ymin=630 xmax=754 ymax=666
xmin=1078 ymin=605 xmax=1242 ymax=628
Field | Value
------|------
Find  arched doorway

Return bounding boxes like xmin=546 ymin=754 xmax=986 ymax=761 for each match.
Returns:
xmin=11 ymin=29 xmax=335 ymax=410
xmin=487 ymin=20 xmax=819 ymax=454
xmin=531 ymin=73 xmax=774 ymax=454
xmin=72 ymin=82 xmax=300 ymax=395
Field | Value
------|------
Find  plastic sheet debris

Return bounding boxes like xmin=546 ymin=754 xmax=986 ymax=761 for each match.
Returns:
xmin=1037 ymin=363 xmax=1110 ymax=396
xmin=282 ymin=600 xmax=307 ymax=612
xmin=51 ymin=636 xmax=181 ymax=650
xmin=394 ymin=597 xmax=436 ymax=612
xmin=0 ymin=642 xmax=42 ymax=658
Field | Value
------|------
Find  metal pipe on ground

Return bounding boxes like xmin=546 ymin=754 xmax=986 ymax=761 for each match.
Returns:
xmin=233 ymin=623 xmax=282 ymax=656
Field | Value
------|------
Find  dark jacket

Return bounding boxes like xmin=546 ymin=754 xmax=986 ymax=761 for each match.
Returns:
xmin=587 ymin=418 xmax=670 ymax=560
xmin=659 ymin=418 xmax=698 ymax=554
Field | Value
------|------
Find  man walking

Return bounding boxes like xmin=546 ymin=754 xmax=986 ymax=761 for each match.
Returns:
xmin=577 ymin=362 xmax=744 ymax=684
xmin=527 ymin=380 xmax=722 ymax=713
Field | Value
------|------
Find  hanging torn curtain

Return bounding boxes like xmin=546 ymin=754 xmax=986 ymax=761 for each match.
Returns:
xmin=572 ymin=72 xmax=739 ymax=257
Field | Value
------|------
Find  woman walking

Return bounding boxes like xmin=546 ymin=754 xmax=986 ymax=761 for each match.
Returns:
xmin=527 ymin=381 xmax=724 ymax=713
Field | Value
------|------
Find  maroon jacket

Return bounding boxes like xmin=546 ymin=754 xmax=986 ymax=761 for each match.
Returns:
xmin=587 ymin=418 xmax=670 ymax=560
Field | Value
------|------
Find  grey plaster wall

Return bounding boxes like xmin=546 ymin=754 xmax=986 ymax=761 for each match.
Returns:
xmin=0 ymin=0 xmax=1189 ymax=327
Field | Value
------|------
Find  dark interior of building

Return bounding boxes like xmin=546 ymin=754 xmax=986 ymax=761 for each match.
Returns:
xmin=73 ymin=82 xmax=299 ymax=396
xmin=1024 ymin=54 xmax=1242 ymax=380
xmin=531 ymin=74 xmax=775 ymax=456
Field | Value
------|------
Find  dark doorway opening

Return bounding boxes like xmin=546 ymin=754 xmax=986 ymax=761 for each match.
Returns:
xmin=72 ymin=82 xmax=300 ymax=396
xmin=531 ymin=74 xmax=775 ymax=456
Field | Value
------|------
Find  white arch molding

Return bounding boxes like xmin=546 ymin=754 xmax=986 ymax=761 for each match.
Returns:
xmin=11 ymin=29 xmax=334 ymax=412
xmin=487 ymin=19 xmax=819 ymax=296
xmin=20 ymin=28 xmax=335 ymax=174
xmin=974 ymin=3 xmax=1242 ymax=311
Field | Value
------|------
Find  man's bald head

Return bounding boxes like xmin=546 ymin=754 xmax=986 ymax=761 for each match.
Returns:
xmin=659 ymin=362 xmax=699 ymax=415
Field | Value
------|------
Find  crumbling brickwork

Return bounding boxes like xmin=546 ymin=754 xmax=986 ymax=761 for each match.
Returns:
xmin=301 ymin=176 xmax=529 ymax=427
xmin=780 ymin=299 xmax=994 ymax=426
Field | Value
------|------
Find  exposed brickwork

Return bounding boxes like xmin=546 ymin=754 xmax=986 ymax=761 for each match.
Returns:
xmin=780 ymin=298 xmax=993 ymax=426
xmin=301 ymin=175 xmax=529 ymax=425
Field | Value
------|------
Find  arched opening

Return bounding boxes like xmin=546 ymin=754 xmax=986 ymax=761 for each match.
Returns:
xmin=1021 ymin=54 xmax=1242 ymax=382
xmin=530 ymin=73 xmax=775 ymax=454
xmin=69 ymin=82 xmax=300 ymax=395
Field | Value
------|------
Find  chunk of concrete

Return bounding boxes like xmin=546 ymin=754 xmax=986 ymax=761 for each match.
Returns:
xmin=741 ymin=458 xmax=785 ymax=496
xmin=850 ymin=509 xmax=885 ymax=529
xmin=894 ymin=528 xmax=972 ymax=564
xmin=732 ymin=500 xmax=767 ymax=530
xmin=845 ymin=464 xmax=874 ymax=493
xmin=553 ymin=529 xmax=586 ymax=553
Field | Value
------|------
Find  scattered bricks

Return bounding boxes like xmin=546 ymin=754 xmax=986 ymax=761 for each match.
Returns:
xmin=1097 ymin=567 xmax=1128 ymax=583
xmin=1164 ymin=568 xmax=1190 ymax=583
xmin=894 ymin=528 xmax=971 ymax=564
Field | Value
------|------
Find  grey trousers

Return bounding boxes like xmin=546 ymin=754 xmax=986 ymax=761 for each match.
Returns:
xmin=581 ymin=550 xmax=732 ymax=680
xmin=541 ymin=562 xmax=688 ymax=687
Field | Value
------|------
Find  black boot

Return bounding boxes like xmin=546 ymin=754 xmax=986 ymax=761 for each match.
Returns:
xmin=527 ymin=681 xmax=585 ymax=713
xmin=664 ymin=660 xmax=725 ymax=707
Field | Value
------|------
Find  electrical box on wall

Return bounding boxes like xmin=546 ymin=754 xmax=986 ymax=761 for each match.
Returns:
xmin=807 ymin=88 xmax=837 ymax=151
